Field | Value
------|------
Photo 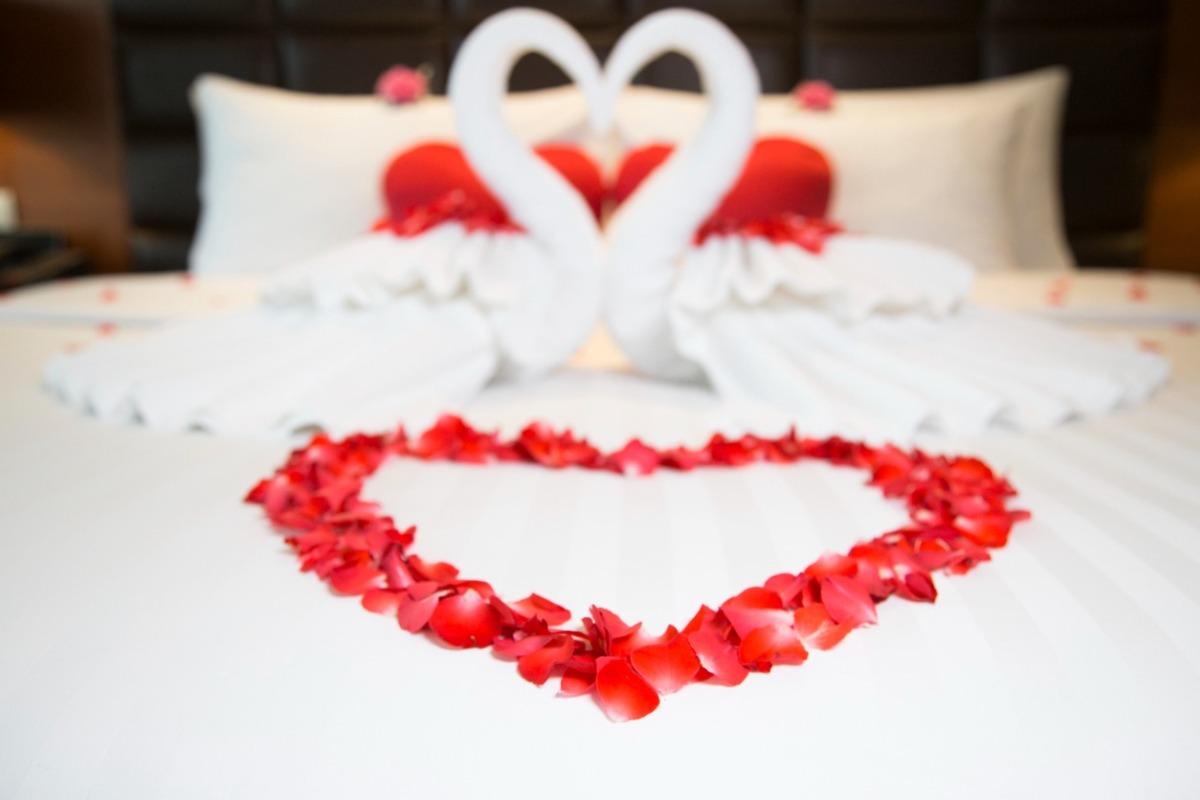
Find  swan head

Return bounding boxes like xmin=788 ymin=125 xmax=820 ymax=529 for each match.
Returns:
xmin=600 ymin=9 xmax=760 ymax=125
xmin=449 ymin=8 xmax=605 ymax=134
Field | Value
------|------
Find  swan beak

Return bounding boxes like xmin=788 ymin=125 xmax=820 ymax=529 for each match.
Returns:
xmin=583 ymin=80 xmax=614 ymax=136
xmin=588 ymin=105 xmax=613 ymax=137
xmin=585 ymin=82 xmax=615 ymax=136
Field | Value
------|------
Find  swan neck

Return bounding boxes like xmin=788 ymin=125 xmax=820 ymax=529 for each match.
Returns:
xmin=448 ymin=11 xmax=601 ymax=247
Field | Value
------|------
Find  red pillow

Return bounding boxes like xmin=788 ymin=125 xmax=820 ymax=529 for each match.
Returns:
xmin=534 ymin=143 xmax=606 ymax=220
xmin=612 ymin=137 xmax=834 ymax=224
xmin=383 ymin=142 xmax=605 ymax=228
xmin=610 ymin=143 xmax=672 ymax=208
xmin=384 ymin=142 xmax=504 ymax=223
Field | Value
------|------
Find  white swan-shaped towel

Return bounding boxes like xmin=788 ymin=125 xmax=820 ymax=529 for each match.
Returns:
xmin=602 ymin=11 xmax=1168 ymax=439
xmin=44 ymin=10 xmax=606 ymax=437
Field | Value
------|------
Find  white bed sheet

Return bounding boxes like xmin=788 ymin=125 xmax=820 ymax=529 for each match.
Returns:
xmin=1 ymin=273 xmax=1199 ymax=798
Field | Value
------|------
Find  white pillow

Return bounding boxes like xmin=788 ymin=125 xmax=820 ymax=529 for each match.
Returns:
xmin=191 ymin=70 xmax=1069 ymax=276
xmin=778 ymin=68 xmax=1073 ymax=271
xmin=189 ymin=75 xmax=590 ymax=276
xmin=615 ymin=87 xmax=1021 ymax=272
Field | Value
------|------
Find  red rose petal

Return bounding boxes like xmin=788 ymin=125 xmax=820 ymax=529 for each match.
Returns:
xmin=290 ymin=526 xmax=336 ymax=553
xmin=594 ymin=657 xmax=661 ymax=722
xmin=606 ymin=439 xmax=661 ymax=476
xmin=407 ymin=554 xmax=460 ymax=584
xmin=681 ymin=605 xmax=717 ymax=636
xmin=453 ymin=579 xmax=495 ymax=599
xmin=380 ymin=547 xmax=415 ymax=589
xmin=660 ymin=446 xmax=706 ymax=470
xmin=954 ymin=514 xmax=1013 ymax=548
xmin=793 ymin=604 xmax=852 ymax=651
xmin=630 ymin=636 xmax=701 ymax=694
xmin=361 ymin=588 xmax=404 ymax=615
xmin=407 ymin=580 xmax=441 ymax=601
xmin=706 ymin=434 xmax=760 ymax=466
xmin=249 ymin=414 xmax=1030 ymax=722
xmin=806 ymin=552 xmax=858 ymax=581
xmin=738 ymin=624 xmax=809 ymax=668
xmin=396 ymin=592 xmax=439 ymax=633
xmin=947 ymin=457 xmax=994 ymax=482
xmin=720 ymin=587 xmax=793 ymax=639
xmin=764 ymin=572 xmax=806 ymax=606
xmin=686 ymin=626 xmax=749 ymax=686
xmin=559 ymin=666 xmax=595 ymax=697
xmin=517 ymin=636 xmax=575 ymax=686
xmin=493 ymin=634 xmax=553 ymax=659
xmin=391 ymin=525 xmax=416 ymax=549
xmin=328 ymin=560 xmax=383 ymax=596
xmin=901 ymin=571 xmax=938 ymax=603
xmin=428 ymin=589 xmax=503 ymax=648
xmin=510 ymin=593 xmax=571 ymax=626
xmin=587 ymin=606 xmax=638 ymax=652
xmin=820 ymin=575 xmax=878 ymax=628
xmin=621 ymin=623 xmax=680 ymax=653
xmin=516 ymin=423 xmax=601 ymax=468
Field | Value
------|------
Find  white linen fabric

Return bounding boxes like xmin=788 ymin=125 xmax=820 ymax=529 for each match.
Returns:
xmin=8 ymin=270 xmax=1193 ymax=332
xmin=0 ymin=273 xmax=260 ymax=326
xmin=643 ymin=233 xmax=1168 ymax=437
xmin=678 ymin=301 xmax=1168 ymax=440
xmin=602 ymin=29 xmax=1165 ymax=436
xmin=43 ymin=296 xmax=495 ymax=436
xmin=615 ymin=87 xmax=1020 ymax=272
xmin=189 ymin=75 xmax=592 ymax=276
xmin=671 ymin=232 xmax=975 ymax=323
xmin=782 ymin=68 xmax=1073 ymax=270
xmin=42 ymin=10 xmax=606 ymax=436
xmin=193 ymin=67 xmax=1068 ymax=278
xmin=662 ymin=235 xmax=1165 ymax=439
xmin=263 ymin=225 xmax=593 ymax=379
xmin=2 ymin=281 xmax=1199 ymax=798
xmin=972 ymin=270 xmax=1200 ymax=325
xmin=615 ymin=69 xmax=1071 ymax=272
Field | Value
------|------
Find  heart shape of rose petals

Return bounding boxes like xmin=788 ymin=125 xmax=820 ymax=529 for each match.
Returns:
xmin=247 ymin=415 xmax=1028 ymax=722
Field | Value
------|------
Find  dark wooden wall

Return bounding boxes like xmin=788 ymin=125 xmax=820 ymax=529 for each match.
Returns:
xmin=0 ymin=0 xmax=129 ymax=273
xmin=1146 ymin=0 xmax=1200 ymax=273
xmin=0 ymin=0 xmax=1197 ymax=275
xmin=105 ymin=0 xmax=1171 ymax=271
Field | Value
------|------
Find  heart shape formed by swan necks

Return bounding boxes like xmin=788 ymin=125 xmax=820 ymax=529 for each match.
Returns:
xmin=381 ymin=142 xmax=605 ymax=236
xmin=247 ymin=414 xmax=1029 ymax=722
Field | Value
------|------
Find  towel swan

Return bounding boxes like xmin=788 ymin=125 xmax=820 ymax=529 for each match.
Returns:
xmin=602 ymin=11 xmax=1168 ymax=438
xmin=44 ymin=10 xmax=606 ymax=436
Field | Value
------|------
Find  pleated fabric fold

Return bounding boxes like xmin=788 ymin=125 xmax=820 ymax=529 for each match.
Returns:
xmin=43 ymin=224 xmax=590 ymax=436
xmin=661 ymin=234 xmax=1168 ymax=438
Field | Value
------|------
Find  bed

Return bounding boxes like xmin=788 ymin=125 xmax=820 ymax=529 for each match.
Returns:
xmin=3 ymin=1 xmax=1197 ymax=796
xmin=1 ymin=271 xmax=1198 ymax=797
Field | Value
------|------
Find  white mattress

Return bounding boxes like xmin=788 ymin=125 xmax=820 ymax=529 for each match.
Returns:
xmin=1 ymin=272 xmax=1198 ymax=798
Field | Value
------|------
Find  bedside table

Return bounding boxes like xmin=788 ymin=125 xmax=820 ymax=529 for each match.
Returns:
xmin=0 ymin=232 xmax=89 ymax=291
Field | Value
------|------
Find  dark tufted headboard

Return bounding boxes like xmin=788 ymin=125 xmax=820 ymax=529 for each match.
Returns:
xmin=110 ymin=0 xmax=1166 ymax=271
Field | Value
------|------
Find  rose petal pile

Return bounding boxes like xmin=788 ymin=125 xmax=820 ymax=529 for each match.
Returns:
xmin=247 ymin=415 xmax=1029 ymax=722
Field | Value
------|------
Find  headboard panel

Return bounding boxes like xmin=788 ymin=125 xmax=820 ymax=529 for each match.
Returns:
xmin=110 ymin=0 xmax=1166 ymax=271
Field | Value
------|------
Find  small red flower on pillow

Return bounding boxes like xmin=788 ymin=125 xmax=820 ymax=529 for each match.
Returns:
xmin=793 ymin=79 xmax=836 ymax=111
xmin=375 ymin=65 xmax=429 ymax=104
